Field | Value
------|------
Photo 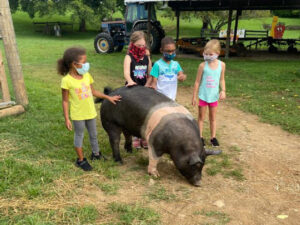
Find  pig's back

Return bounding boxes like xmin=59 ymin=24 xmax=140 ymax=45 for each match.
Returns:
xmin=100 ymin=86 xmax=172 ymax=136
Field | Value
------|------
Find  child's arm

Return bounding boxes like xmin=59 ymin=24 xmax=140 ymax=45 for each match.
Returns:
xmin=177 ymin=71 xmax=187 ymax=82
xmin=177 ymin=63 xmax=186 ymax=82
xmin=149 ymin=62 xmax=159 ymax=89
xmin=145 ymin=55 xmax=153 ymax=88
xmin=91 ymin=85 xmax=121 ymax=105
xmin=219 ymin=62 xmax=226 ymax=100
xmin=151 ymin=77 xmax=158 ymax=90
xmin=192 ymin=63 xmax=204 ymax=106
xmin=124 ymin=55 xmax=136 ymax=86
xmin=62 ymin=89 xmax=72 ymax=131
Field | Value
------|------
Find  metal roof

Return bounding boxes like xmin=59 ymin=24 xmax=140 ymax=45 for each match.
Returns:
xmin=124 ymin=0 xmax=300 ymax=10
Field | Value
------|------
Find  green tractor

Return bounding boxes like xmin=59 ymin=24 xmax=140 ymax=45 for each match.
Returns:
xmin=94 ymin=1 xmax=165 ymax=53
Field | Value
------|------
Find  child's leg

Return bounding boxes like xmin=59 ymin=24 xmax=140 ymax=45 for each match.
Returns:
xmin=198 ymin=106 xmax=207 ymax=137
xmin=85 ymin=118 xmax=100 ymax=155
xmin=208 ymin=106 xmax=217 ymax=139
xmin=73 ymin=120 xmax=85 ymax=161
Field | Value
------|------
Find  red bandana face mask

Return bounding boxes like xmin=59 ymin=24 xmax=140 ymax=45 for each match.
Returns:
xmin=129 ymin=43 xmax=146 ymax=62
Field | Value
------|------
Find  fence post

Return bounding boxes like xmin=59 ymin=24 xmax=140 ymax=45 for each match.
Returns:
xmin=0 ymin=0 xmax=28 ymax=106
xmin=0 ymin=50 xmax=11 ymax=102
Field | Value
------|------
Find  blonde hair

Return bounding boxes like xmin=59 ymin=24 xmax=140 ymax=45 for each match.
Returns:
xmin=204 ymin=39 xmax=221 ymax=54
xmin=130 ymin=31 xmax=146 ymax=44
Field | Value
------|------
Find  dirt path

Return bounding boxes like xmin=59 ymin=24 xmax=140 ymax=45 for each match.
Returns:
xmin=162 ymin=87 xmax=300 ymax=225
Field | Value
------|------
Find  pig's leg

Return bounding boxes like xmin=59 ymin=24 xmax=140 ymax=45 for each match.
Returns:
xmin=147 ymin=144 xmax=160 ymax=177
xmin=123 ymin=129 xmax=132 ymax=153
xmin=106 ymin=124 xmax=123 ymax=163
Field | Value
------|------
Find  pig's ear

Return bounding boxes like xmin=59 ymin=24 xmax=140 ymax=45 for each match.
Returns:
xmin=205 ymin=149 xmax=222 ymax=156
xmin=189 ymin=155 xmax=203 ymax=165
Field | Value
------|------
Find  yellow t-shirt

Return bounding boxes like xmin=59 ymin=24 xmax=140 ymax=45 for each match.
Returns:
xmin=61 ymin=73 xmax=97 ymax=120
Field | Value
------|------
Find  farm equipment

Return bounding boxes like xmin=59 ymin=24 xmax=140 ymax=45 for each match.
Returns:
xmin=94 ymin=2 xmax=165 ymax=53
xmin=176 ymin=16 xmax=300 ymax=56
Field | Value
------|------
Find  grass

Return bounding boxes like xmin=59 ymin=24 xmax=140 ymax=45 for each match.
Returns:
xmin=146 ymin=185 xmax=176 ymax=202
xmin=205 ymin=151 xmax=245 ymax=181
xmin=108 ymin=202 xmax=160 ymax=225
xmin=0 ymin=10 xmax=299 ymax=224
xmin=0 ymin=205 xmax=99 ymax=225
xmin=200 ymin=209 xmax=231 ymax=225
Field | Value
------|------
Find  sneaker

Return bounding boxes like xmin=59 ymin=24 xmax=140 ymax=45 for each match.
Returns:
xmin=133 ymin=137 xmax=141 ymax=149
xmin=91 ymin=152 xmax=107 ymax=161
xmin=91 ymin=152 xmax=101 ymax=160
xmin=210 ymin=138 xmax=220 ymax=147
xmin=141 ymin=139 xmax=148 ymax=149
xmin=201 ymin=137 xmax=206 ymax=147
xmin=75 ymin=158 xmax=93 ymax=171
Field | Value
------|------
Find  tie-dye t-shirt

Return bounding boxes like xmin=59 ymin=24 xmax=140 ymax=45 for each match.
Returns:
xmin=61 ymin=73 xmax=96 ymax=120
xmin=150 ymin=58 xmax=183 ymax=100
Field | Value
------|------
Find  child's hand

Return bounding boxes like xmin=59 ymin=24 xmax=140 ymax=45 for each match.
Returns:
xmin=192 ymin=96 xmax=198 ymax=106
xmin=65 ymin=119 xmax=72 ymax=131
xmin=219 ymin=90 xmax=226 ymax=100
xmin=178 ymin=73 xmax=186 ymax=82
xmin=144 ymin=83 xmax=152 ymax=88
xmin=108 ymin=95 xmax=122 ymax=105
xmin=126 ymin=81 xmax=137 ymax=87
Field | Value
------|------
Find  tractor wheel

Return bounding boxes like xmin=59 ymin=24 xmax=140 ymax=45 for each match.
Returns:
xmin=94 ymin=32 xmax=114 ymax=53
xmin=133 ymin=23 xmax=161 ymax=53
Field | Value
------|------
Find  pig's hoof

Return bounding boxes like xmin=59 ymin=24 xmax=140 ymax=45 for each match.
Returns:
xmin=148 ymin=170 xmax=160 ymax=178
xmin=114 ymin=158 xmax=123 ymax=164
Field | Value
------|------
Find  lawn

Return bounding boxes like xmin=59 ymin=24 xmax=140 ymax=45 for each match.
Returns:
xmin=0 ymin=11 xmax=299 ymax=224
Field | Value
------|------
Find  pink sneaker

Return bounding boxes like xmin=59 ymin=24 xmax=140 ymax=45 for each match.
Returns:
xmin=141 ymin=139 xmax=148 ymax=149
xmin=133 ymin=137 xmax=141 ymax=149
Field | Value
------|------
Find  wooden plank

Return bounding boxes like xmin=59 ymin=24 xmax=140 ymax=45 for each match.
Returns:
xmin=0 ymin=50 xmax=11 ymax=102
xmin=0 ymin=105 xmax=24 ymax=118
xmin=0 ymin=0 xmax=28 ymax=106
xmin=225 ymin=9 xmax=233 ymax=59
xmin=0 ymin=101 xmax=15 ymax=109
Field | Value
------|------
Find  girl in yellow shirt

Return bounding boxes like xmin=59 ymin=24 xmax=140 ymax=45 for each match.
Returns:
xmin=58 ymin=47 xmax=121 ymax=171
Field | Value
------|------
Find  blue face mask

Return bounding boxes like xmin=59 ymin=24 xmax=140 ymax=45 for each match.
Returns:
xmin=75 ymin=62 xmax=90 ymax=75
xmin=163 ymin=52 xmax=176 ymax=61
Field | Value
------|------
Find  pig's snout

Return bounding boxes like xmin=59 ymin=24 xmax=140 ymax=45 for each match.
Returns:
xmin=193 ymin=180 xmax=201 ymax=187
xmin=189 ymin=174 xmax=202 ymax=187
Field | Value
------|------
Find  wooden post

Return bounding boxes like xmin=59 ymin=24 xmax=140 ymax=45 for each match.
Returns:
xmin=0 ymin=50 xmax=11 ymax=102
xmin=147 ymin=3 xmax=152 ymax=49
xmin=0 ymin=105 xmax=25 ymax=118
xmin=225 ymin=9 xmax=233 ymax=59
xmin=176 ymin=10 xmax=180 ymax=41
xmin=233 ymin=10 xmax=241 ymax=45
xmin=0 ymin=0 xmax=28 ymax=106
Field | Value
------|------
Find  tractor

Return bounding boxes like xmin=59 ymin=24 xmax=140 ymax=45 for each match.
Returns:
xmin=94 ymin=2 xmax=165 ymax=54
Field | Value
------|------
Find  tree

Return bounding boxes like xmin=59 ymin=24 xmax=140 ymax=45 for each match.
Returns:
xmin=8 ymin=0 xmax=119 ymax=32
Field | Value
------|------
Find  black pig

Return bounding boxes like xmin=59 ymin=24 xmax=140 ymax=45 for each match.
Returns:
xmin=99 ymin=86 xmax=221 ymax=186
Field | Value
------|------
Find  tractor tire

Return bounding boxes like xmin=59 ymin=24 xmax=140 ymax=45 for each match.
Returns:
xmin=133 ymin=23 xmax=161 ymax=53
xmin=94 ymin=32 xmax=114 ymax=53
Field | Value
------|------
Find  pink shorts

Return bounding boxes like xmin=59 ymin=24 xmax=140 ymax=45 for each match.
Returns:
xmin=199 ymin=99 xmax=218 ymax=107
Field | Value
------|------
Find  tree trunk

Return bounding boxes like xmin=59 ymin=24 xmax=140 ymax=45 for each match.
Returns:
xmin=79 ymin=18 xmax=86 ymax=32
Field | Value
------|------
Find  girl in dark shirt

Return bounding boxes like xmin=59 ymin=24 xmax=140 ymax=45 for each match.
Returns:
xmin=123 ymin=31 xmax=152 ymax=149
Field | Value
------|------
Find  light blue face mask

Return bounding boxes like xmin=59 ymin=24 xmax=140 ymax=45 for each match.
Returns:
xmin=163 ymin=52 xmax=176 ymax=61
xmin=75 ymin=62 xmax=90 ymax=75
